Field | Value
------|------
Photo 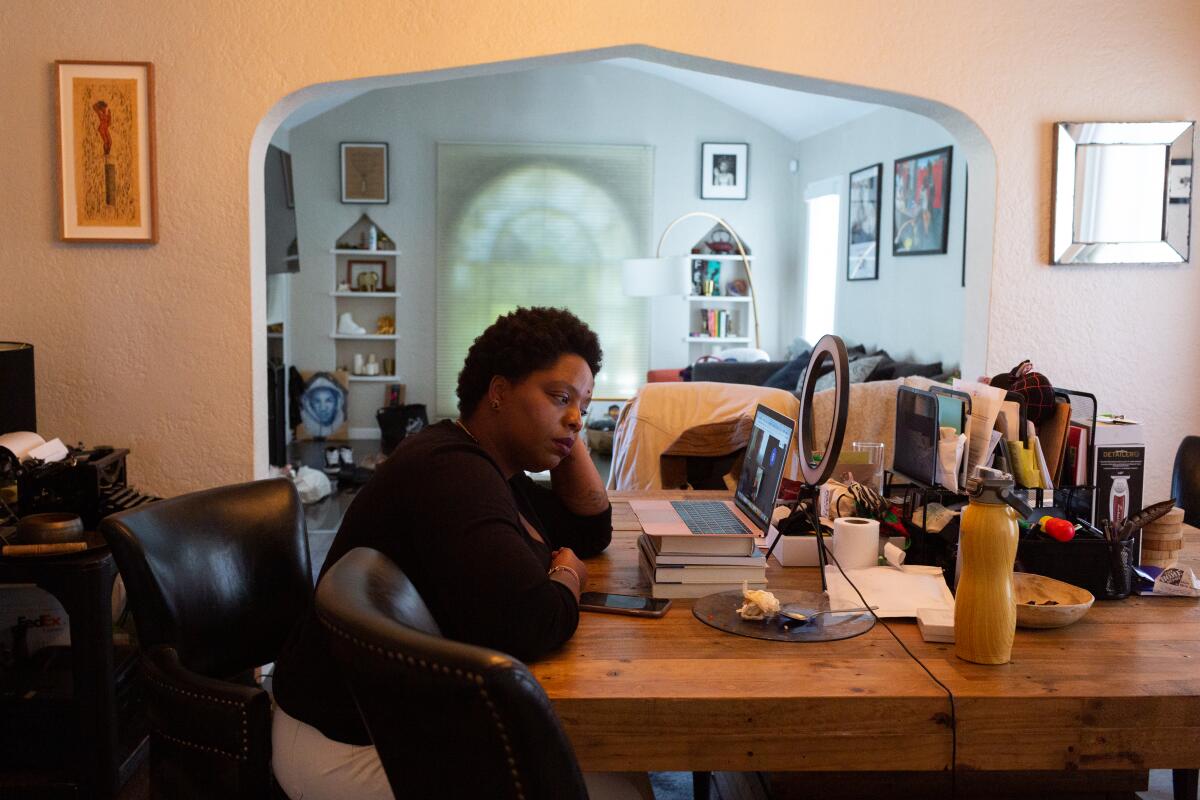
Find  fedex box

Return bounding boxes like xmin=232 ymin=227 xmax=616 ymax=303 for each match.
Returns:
xmin=0 ymin=585 xmax=70 ymax=660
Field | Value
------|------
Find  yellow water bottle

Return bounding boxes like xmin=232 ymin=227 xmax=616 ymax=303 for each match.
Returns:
xmin=955 ymin=468 xmax=1029 ymax=665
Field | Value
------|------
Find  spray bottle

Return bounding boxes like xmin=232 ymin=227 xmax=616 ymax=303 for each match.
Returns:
xmin=955 ymin=467 xmax=1031 ymax=665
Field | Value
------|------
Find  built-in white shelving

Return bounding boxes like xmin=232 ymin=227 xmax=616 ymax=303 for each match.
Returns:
xmin=328 ymin=216 xmax=402 ymax=395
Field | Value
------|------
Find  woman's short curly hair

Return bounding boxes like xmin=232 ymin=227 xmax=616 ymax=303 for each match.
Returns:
xmin=457 ymin=307 xmax=603 ymax=416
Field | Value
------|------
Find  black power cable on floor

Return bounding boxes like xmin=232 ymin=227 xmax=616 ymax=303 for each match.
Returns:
xmin=814 ymin=513 xmax=958 ymax=800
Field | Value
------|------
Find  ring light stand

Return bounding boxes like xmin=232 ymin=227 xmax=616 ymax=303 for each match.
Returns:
xmin=764 ymin=334 xmax=850 ymax=592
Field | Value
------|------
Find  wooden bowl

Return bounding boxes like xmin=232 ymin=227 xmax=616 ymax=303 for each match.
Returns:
xmin=1013 ymin=572 xmax=1094 ymax=629
xmin=17 ymin=512 xmax=85 ymax=544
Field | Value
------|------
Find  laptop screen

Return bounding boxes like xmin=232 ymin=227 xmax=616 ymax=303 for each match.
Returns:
xmin=733 ymin=405 xmax=796 ymax=532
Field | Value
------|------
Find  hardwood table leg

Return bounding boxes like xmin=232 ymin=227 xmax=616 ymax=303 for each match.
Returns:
xmin=1174 ymin=768 xmax=1199 ymax=800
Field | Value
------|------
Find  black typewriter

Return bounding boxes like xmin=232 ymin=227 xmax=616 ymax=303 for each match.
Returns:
xmin=1 ymin=445 xmax=158 ymax=529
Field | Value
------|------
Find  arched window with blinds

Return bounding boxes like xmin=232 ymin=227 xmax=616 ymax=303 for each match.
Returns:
xmin=436 ymin=143 xmax=653 ymax=416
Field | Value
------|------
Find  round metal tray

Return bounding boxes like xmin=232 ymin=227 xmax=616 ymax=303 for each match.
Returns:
xmin=692 ymin=589 xmax=875 ymax=642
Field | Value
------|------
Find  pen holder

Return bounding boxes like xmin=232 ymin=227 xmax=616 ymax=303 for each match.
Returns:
xmin=1104 ymin=539 xmax=1134 ymax=600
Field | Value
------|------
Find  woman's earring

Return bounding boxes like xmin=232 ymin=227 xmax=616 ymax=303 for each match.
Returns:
xmin=490 ymin=399 xmax=500 ymax=411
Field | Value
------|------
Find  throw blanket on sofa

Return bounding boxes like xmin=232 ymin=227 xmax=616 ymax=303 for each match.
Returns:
xmin=810 ymin=376 xmax=935 ymax=472
xmin=607 ymin=382 xmax=801 ymax=492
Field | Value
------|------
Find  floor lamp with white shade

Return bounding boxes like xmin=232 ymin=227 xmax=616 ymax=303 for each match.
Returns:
xmin=621 ymin=211 xmax=765 ymax=359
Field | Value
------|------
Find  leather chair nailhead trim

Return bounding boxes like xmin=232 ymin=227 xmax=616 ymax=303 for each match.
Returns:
xmin=144 ymin=670 xmax=252 ymax=758
xmin=153 ymin=727 xmax=247 ymax=762
xmin=319 ymin=619 xmax=526 ymax=800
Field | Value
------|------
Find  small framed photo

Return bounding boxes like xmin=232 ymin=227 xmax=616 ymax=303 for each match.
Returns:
xmin=700 ymin=143 xmax=748 ymax=200
xmin=55 ymin=60 xmax=157 ymax=243
xmin=340 ymin=142 xmax=388 ymax=204
xmin=347 ymin=259 xmax=390 ymax=292
xmin=847 ymin=163 xmax=882 ymax=281
xmin=893 ymin=145 xmax=953 ymax=255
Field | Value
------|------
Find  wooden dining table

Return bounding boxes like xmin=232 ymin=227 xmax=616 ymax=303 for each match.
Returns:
xmin=531 ymin=491 xmax=1200 ymax=781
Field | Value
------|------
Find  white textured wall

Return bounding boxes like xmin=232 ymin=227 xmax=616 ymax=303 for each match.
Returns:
xmin=287 ymin=63 xmax=799 ymax=432
xmin=2 ymin=1 xmax=1197 ymax=500
xmin=793 ymin=107 xmax=966 ymax=368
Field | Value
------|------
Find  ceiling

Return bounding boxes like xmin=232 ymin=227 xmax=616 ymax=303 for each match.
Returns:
xmin=277 ymin=59 xmax=882 ymax=142
xmin=605 ymin=59 xmax=880 ymax=141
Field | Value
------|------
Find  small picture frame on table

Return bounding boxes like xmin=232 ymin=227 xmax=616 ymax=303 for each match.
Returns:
xmin=347 ymin=259 xmax=390 ymax=292
xmin=847 ymin=163 xmax=882 ymax=281
xmin=55 ymin=60 xmax=157 ymax=243
xmin=340 ymin=142 xmax=388 ymax=204
xmin=700 ymin=143 xmax=748 ymax=200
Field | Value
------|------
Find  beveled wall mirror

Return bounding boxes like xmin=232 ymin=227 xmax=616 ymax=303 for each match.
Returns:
xmin=1052 ymin=121 xmax=1193 ymax=264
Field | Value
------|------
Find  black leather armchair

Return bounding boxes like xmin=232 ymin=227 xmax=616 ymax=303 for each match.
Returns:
xmin=315 ymin=547 xmax=588 ymax=800
xmin=1172 ymin=435 xmax=1200 ymax=527
xmin=100 ymin=478 xmax=311 ymax=800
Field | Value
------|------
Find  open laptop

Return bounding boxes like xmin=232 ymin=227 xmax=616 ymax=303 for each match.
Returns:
xmin=629 ymin=404 xmax=795 ymax=538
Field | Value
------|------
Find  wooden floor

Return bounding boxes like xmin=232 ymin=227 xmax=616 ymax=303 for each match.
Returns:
xmin=115 ymin=765 xmax=1181 ymax=799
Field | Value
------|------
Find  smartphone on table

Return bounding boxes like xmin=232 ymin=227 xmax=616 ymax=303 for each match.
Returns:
xmin=579 ymin=592 xmax=671 ymax=618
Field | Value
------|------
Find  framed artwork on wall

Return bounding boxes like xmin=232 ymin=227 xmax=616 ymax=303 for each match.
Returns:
xmin=55 ymin=60 xmax=157 ymax=243
xmin=893 ymin=145 xmax=953 ymax=256
xmin=700 ymin=142 xmax=748 ymax=200
xmin=340 ymin=142 xmax=388 ymax=204
xmin=347 ymin=258 xmax=391 ymax=292
xmin=847 ymin=163 xmax=882 ymax=281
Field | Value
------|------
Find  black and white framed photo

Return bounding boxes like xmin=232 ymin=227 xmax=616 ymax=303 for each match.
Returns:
xmin=700 ymin=143 xmax=748 ymax=200
xmin=847 ymin=163 xmax=882 ymax=281
xmin=340 ymin=142 xmax=388 ymax=204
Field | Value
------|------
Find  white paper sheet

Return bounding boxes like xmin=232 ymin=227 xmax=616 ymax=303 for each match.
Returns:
xmin=952 ymin=378 xmax=1007 ymax=473
xmin=824 ymin=564 xmax=955 ymax=618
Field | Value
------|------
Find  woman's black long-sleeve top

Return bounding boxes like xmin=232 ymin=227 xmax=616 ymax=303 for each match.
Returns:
xmin=272 ymin=420 xmax=612 ymax=745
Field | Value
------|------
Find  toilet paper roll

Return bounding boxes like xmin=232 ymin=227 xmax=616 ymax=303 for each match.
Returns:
xmin=832 ymin=517 xmax=881 ymax=570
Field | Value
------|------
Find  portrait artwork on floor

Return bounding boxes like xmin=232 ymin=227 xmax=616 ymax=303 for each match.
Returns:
xmin=893 ymin=145 xmax=953 ymax=256
xmin=55 ymin=60 xmax=157 ymax=243
xmin=701 ymin=143 xmax=749 ymax=200
xmin=847 ymin=163 xmax=882 ymax=280
xmin=297 ymin=369 xmax=350 ymax=440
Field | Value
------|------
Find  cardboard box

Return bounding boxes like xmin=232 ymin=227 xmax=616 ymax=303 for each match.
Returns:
xmin=0 ymin=585 xmax=71 ymax=659
xmin=1091 ymin=420 xmax=1145 ymax=532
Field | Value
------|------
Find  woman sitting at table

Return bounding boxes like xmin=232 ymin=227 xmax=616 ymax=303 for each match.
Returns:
xmin=271 ymin=306 xmax=633 ymax=800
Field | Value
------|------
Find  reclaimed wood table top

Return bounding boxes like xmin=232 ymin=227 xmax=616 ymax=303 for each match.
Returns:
xmin=532 ymin=491 xmax=1200 ymax=773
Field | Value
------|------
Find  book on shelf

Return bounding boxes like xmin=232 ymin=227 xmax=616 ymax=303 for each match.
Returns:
xmin=638 ymin=533 xmax=765 ymax=566
xmin=1064 ymin=422 xmax=1089 ymax=486
xmin=642 ymin=531 xmax=759 ymax=557
xmin=638 ymin=535 xmax=766 ymax=583
xmin=697 ymin=308 xmax=731 ymax=338
xmin=690 ymin=258 xmax=721 ymax=296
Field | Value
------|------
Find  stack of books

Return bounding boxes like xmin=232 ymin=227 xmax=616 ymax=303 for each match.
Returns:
xmin=637 ymin=532 xmax=767 ymax=599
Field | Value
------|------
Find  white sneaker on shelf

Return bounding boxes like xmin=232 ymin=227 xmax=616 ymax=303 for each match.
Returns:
xmin=337 ymin=312 xmax=366 ymax=335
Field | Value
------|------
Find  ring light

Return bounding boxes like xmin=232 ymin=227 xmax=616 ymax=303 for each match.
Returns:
xmin=796 ymin=334 xmax=850 ymax=486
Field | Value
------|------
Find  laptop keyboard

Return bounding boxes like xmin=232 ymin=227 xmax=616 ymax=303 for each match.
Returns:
xmin=670 ymin=501 xmax=751 ymax=534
